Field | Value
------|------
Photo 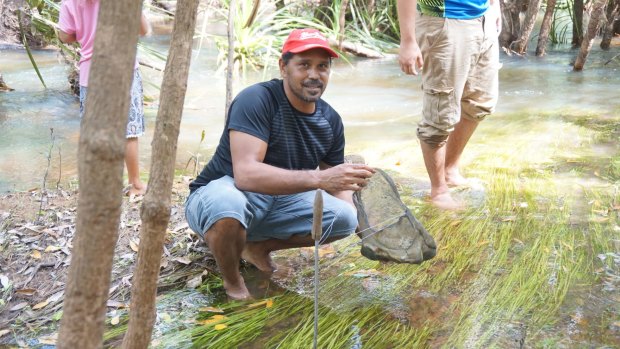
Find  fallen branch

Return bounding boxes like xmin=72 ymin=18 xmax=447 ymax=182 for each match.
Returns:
xmin=327 ymin=38 xmax=384 ymax=58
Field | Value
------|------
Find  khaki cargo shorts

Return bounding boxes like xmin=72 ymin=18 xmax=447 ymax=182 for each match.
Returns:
xmin=415 ymin=12 xmax=500 ymax=146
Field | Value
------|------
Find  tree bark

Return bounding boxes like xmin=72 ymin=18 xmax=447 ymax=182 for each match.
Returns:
xmin=499 ymin=0 xmax=524 ymax=48
xmin=338 ymin=0 xmax=349 ymax=49
xmin=57 ymin=1 xmax=142 ymax=349
xmin=121 ymin=1 xmax=199 ymax=348
xmin=511 ymin=0 xmax=543 ymax=54
xmin=572 ymin=0 xmax=584 ymax=47
xmin=600 ymin=0 xmax=619 ymax=50
xmin=225 ymin=0 xmax=236 ymax=121
xmin=574 ymin=0 xmax=607 ymax=70
xmin=535 ymin=0 xmax=557 ymax=56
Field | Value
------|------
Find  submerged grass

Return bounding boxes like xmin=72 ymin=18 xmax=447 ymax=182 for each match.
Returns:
xmin=144 ymin=112 xmax=618 ymax=348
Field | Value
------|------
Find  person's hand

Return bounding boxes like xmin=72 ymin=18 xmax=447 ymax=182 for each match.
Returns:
xmin=399 ymin=40 xmax=423 ymax=75
xmin=317 ymin=163 xmax=375 ymax=192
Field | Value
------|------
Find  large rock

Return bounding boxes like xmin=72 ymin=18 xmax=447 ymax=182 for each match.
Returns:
xmin=349 ymin=156 xmax=436 ymax=264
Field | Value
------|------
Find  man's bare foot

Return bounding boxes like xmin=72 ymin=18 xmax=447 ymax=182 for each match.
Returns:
xmin=430 ymin=192 xmax=464 ymax=211
xmin=445 ymin=170 xmax=470 ymax=188
xmin=223 ymin=277 xmax=252 ymax=300
xmin=241 ymin=243 xmax=277 ymax=273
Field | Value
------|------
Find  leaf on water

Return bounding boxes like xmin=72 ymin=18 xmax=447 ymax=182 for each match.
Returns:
xmin=214 ymin=324 xmax=227 ymax=330
xmin=9 ymin=302 xmax=28 ymax=312
xmin=110 ymin=316 xmax=120 ymax=325
xmin=44 ymin=245 xmax=61 ymax=253
xmin=174 ymin=257 xmax=192 ymax=265
xmin=32 ymin=300 xmax=49 ymax=310
xmin=199 ymin=306 xmax=225 ymax=313
xmin=31 ymin=250 xmax=42 ymax=259
xmin=0 ymin=274 xmax=9 ymax=289
xmin=129 ymin=240 xmax=139 ymax=252
xmin=198 ymin=314 xmax=228 ymax=325
xmin=15 ymin=289 xmax=36 ymax=296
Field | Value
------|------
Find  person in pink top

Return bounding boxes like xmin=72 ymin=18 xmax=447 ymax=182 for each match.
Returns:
xmin=58 ymin=0 xmax=150 ymax=196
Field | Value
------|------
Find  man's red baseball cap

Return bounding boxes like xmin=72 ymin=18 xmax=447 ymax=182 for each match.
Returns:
xmin=281 ymin=28 xmax=339 ymax=58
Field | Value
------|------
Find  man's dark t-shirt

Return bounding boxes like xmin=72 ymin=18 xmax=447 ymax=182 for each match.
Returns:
xmin=189 ymin=79 xmax=345 ymax=193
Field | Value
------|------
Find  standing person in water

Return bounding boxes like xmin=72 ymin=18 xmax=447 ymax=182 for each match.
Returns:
xmin=58 ymin=0 xmax=150 ymax=196
xmin=396 ymin=0 xmax=501 ymax=210
xmin=185 ymin=28 xmax=375 ymax=300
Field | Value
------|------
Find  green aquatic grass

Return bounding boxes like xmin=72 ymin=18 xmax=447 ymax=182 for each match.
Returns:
xmin=145 ymin=112 xmax=618 ymax=348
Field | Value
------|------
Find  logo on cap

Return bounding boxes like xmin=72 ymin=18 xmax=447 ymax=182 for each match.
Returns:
xmin=299 ymin=31 xmax=326 ymax=41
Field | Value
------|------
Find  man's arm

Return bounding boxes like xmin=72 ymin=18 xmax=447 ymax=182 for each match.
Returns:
xmin=397 ymin=0 xmax=423 ymax=75
xmin=230 ymin=131 xmax=375 ymax=195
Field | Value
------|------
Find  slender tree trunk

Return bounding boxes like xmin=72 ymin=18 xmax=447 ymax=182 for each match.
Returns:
xmin=499 ymin=0 xmax=524 ymax=48
xmin=574 ymin=0 xmax=607 ymax=70
xmin=535 ymin=0 xmax=557 ymax=56
xmin=121 ymin=1 xmax=199 ymax=348
xmin=511 ymin=0 xmax=543 ymax=54
xmin=338 ymin=0 xmax=349 ymax=49
xmin=601 ymin=0 xmax=619 ymax=50
xmin=225 ymin=0 xmax=236 ymax=121
xmin=57 ymin=1 xmax=142 ymax=348
xmin=572 ymin=0 xmax=584 ymax=47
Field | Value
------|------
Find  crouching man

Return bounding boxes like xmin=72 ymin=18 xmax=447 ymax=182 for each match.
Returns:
xmin=185 ymin=28 xmax=375 ymax=299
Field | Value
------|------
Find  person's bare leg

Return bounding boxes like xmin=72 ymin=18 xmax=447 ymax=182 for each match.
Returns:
xmin=445 ymin=117 xmax=479 ymax=187
xmin=205 ymin=218 xmax=251 ymax=300
xmin=420 ymin=140 xmax=461 ymax=210
xmin=242 ymin=234 xmax=349 ymax=272
xmin=125 ymin=138 xmax=146 ymax=195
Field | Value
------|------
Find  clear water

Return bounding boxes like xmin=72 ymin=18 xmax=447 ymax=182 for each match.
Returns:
xmin=1 ymin=40 xmax=619 ymax=194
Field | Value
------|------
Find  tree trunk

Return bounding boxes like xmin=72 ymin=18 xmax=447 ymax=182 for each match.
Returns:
xmin=499 ymin=0 xmax=524 ymax=48
xmin=121 ymin=1 xmax=199 ymax=348
xmin=338 ymin=0 xmax=349 ymax=49
xmin=535 ymin=0 xmax=557 ymax=56
xmin=225 ymin=0 xmax=236 ymax=121
xmin=511 ymin=0 xmax=543 ymax=54
xmin=574 ymin=0 xmax=607 ymax=70
xmin=600 ymin=0 xmax=619 ymax=50
xmin=56 ymin=1 xmax=143 ymax=349
xmin=572 ymin=0 xmax=584 ymax=47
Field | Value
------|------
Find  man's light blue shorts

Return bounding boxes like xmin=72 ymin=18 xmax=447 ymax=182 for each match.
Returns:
xmin=184 ymin=176 xmax=358 ymax=242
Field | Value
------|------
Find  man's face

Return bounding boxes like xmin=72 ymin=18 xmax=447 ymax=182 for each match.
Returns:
xmin=280 ymin=48 xmax=331 ymax=111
